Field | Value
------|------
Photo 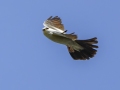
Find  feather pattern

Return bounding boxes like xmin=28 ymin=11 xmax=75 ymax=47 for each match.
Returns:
xmin=43 ymin=16 xmax=65 ymax=32
xmin=43 ymin=16 xmax=98 ymax=60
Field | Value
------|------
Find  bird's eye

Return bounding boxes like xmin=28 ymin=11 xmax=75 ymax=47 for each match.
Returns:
xmin=46 ymin=28 xmax=49 ymax=29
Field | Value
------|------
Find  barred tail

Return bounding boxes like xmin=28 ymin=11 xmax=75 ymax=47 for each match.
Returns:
xmin=67 ymin=37 xmax=98 ymax=60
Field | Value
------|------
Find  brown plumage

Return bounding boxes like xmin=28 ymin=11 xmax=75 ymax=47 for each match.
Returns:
xmin=45 ymin=16 xmax=65 ymax=30
xmin=67 ymin=37 xmax=98 ymax=60
xmin=43 ymin=16 xmax=99 ymax=60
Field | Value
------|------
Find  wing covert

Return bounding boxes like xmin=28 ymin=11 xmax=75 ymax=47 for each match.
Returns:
xmin=43 ymin=16 xmax=65 ymax=31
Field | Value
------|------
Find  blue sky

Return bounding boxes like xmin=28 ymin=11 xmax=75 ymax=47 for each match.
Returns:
xmin=0 ymin=0 xmax=120 ymax=90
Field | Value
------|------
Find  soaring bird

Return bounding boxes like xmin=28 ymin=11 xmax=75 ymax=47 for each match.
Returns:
xmin=42 ymin=16 xmax=98 ymax=60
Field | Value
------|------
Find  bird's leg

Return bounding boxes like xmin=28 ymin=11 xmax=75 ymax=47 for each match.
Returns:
xmin=70 ymin=32 xmax=75 ymax=35
xmin=62 ymin=30 xmax=67 ymax=34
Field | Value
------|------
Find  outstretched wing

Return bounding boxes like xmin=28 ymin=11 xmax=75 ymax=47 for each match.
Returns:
xmin=43 ymin=16 xmax=78 ymax=40
xmin=43 ymin=16 xmax=65 ymax=32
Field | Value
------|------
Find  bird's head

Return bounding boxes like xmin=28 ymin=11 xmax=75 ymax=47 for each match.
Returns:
xmin=42 ymin=27 xmax=49 ymax=31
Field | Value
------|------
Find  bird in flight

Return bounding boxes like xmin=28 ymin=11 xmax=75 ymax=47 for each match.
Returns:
xmin=42 ymin=16 xmax=98 ymax=60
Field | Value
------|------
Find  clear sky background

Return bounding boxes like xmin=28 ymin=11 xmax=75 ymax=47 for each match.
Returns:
xmin=0 ymin=0 xmax=120 ymax=90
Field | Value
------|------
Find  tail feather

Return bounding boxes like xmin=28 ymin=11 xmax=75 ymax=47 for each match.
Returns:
xmin=67 ymin=37 xmax=98 ymax=60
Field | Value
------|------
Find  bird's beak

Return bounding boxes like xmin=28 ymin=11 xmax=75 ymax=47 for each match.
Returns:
xmin=43 ymin=29 xmax=45 ymax=31
xmin=42 ymin=27 xmax=49 ymax=31
xmin=42 ymin=27 xmax=46 ymax=31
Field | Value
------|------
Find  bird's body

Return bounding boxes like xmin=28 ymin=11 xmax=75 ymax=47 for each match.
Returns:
xmin=42 ymin=16 xmax=98 ymax=60
xmin=43 ymin=30 xmax=72 ymax=45
xmin=43 ymin=28 xmax=82 ymax=51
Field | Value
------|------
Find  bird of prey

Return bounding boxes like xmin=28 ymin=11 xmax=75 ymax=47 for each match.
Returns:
xmin=42 ymin=16 xmax=98 ymax=60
